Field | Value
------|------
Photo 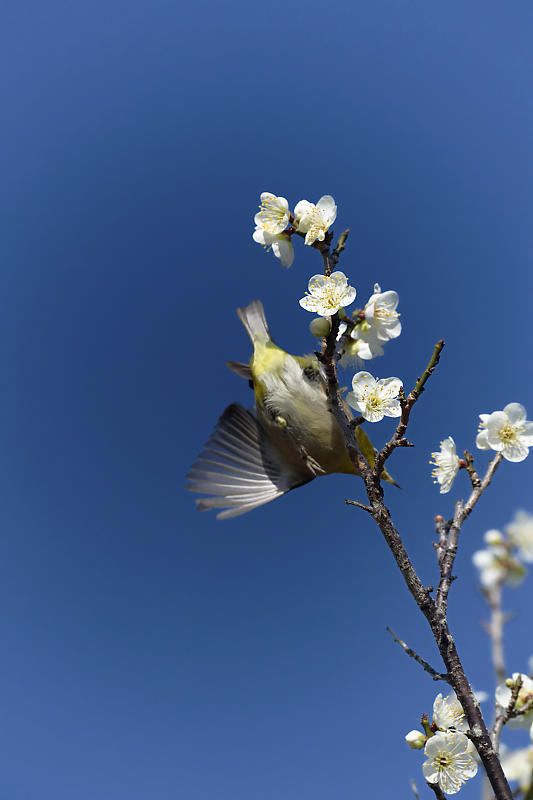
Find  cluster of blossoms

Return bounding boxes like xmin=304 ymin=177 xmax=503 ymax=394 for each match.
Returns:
xmin=304 ymin=276 xmax=402 ymax=365
xmin=430 ymin=404 xmax=533 ymax=496
xmin=472 ymin=510 xmax=533 ymax=589
xmin=340 ymin=282 xmax=401 ymax=364
xmin=252 ymin=192 xmax=337 ymax=268
xmin=251 ymin=190 xmax=533 ymax=797
xmin=405 ymin=692 xmax=478 ymax=794
xmin=253 ymin=191 xmax=402 ymax=369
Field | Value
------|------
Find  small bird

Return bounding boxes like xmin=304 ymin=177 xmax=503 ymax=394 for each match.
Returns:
xmin=187 ymin=301 xmax=396 ymax=518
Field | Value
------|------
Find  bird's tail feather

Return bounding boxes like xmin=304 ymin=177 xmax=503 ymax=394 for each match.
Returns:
xmin=237 ymin=301 xmax=270 ymax=343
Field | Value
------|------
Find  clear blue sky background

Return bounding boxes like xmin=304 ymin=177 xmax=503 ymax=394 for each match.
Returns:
xmin=1 ymin=1 xmax=532 ymax=798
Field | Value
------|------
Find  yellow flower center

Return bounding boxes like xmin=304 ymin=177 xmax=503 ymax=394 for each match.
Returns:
xmin=499 ymin=423 xmax=518 ymax=443
xmin=375 ymin=304 xmax=399 ymax=322
xmin=257 ymin=197 xmax=287 ymax=233
xmin=306 ymin=207 xmax=327 ymax=242
xmin=364 ymin=390 xmax=383 ymax=411
xmin=308 ymin=274 xmax=345 ymax=310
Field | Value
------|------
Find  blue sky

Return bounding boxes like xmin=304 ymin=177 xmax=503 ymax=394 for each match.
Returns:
xmin=1 ymin=1 xmax=533 ymax=797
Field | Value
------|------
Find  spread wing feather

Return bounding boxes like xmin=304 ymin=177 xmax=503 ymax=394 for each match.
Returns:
xmin=186 ymin=403 xmax=311 ymax=519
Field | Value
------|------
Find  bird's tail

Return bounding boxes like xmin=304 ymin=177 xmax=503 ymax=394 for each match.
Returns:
xmin=237 ymin=300 xmax=270 ymax=343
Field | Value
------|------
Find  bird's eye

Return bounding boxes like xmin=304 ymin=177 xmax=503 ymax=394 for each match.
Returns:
xmin=303 ymin=366 xmax=318 ymax=382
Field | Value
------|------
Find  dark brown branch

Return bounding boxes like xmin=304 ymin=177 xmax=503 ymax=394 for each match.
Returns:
xmin=463 ymin=450 xmax=482 ymax=489
xmin=386 ymin=627 xmax=450 ymax=682
xmin=427 ymin=782 xmax=447 ymax=800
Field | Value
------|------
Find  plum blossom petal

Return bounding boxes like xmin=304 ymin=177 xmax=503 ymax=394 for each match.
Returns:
xmin=433 ymin=692 xmax=468 ymax=732
xmin=254 ymin=192 xmax=290 ymax=234
xmin=430 ymin=437 xmax=460 ymax=494
xmin=507 ymin=511 xmax=533 ymax=562
xmin=501 ymin=746 xmax=533 ymax=791
xmin=364 ymin=287 xmax=402 ymax=341
xmin=253 ymin=227 xmax=294 ymax=267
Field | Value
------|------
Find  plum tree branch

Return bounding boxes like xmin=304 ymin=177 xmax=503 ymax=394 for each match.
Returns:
xmin=317 ymin=230 xmax=513 ymax=800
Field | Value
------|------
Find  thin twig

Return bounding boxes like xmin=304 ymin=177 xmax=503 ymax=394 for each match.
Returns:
xmin=463 ymin=450 xmax=482 ymax=489
xmin=386 ymin=627 xmax=450 ymax=682
xmin=436 ymin=453 xmax=504 ymax=612
xmin=492 ymin=676 xmax=523 ymax=752
xmin=345 ymin=498 xmax=373 ymax=513
xmin=373 ymin=340 xmax=445 ymax=478
xmin=410 ymin=779 xmax=422 ymax=800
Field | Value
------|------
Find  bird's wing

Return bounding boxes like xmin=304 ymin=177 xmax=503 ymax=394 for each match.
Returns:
xmin=186 ymin=403 xmax=311 ymax=519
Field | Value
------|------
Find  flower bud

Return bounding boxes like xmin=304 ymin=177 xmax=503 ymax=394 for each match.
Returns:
xmin=405 ymin=730 xmax=426 ymax=749
xmin=484 ymin=529 xmax=504 ymax=546
xmin=309 ymin=317 xmax=331 ymax=338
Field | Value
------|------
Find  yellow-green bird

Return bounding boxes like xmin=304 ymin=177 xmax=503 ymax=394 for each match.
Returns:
xmin=187 ymin=301 xmax=396 ymax=518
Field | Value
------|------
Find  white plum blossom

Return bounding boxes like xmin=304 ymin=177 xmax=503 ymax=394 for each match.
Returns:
xmin=346 ymin=371 xmax=402 ymax=423
xmin=347 ymin=283 xmax=401 ymax=363
xmin=422 ymin=731 xmax=478 ymax=795
xmin=472 ymin=543 xmax=526 ymax=590
xmin=476 ymin=403 xmax=533 ymax=462
xmin=430 ymin=437 xmax=461 ymax=494
xmin=350 ymin=321 xmax=385 ymax=360
xmin=253 ymin=228 xmax=294 ymax=268
xmin=507 ymin=510 xmax=533 ymax=562
xmin=495 ymin=674 xmax=533 ymax=730
xmin=433 ymin=691 xmax=468 ymax=732
xmin=472 ymin=548 xmax=507 ymax=588
xmin=484 ymin=529 xmax=504 ymax=546
xmin=299 ymin=271 xmax=356 ymax=317
xmin=254 ymin=192 xmax=290 ymax=234
xmin=363 ymin=283 xmax=402 ymax=342
xmin=294 ymin=195 xmax=337 ymax=246
xmin=501 ymin=747 xmax=533 ymax=791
